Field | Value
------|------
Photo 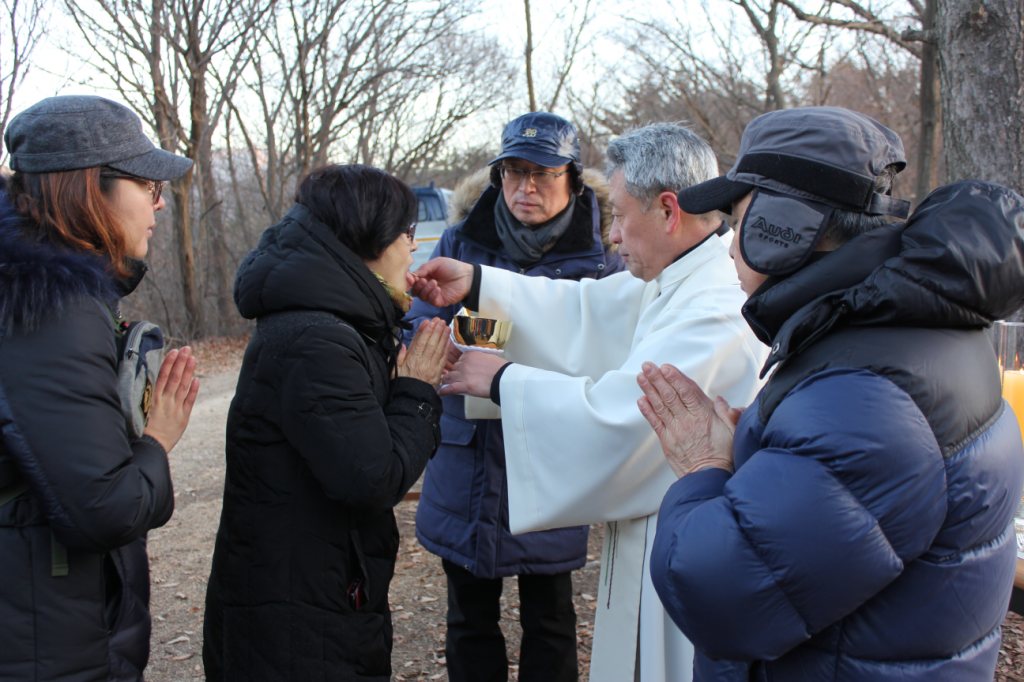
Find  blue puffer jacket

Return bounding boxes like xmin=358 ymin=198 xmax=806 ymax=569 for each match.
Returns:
xmin=650 ymin=181 xmax=1024 ymax=682
xmin=408 ymin=172 xmax=624 ymax=578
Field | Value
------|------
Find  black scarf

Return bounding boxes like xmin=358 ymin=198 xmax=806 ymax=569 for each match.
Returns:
xmin=493 ymin=194 xmax=576 ymax=267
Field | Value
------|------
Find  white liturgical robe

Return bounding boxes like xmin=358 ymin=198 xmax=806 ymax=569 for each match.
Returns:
xmin=475 ymin=235 xmax=768 ymax=682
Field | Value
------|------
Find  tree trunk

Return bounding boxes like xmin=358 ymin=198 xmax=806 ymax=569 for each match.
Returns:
xmin=524 ymin=0 xmax=537 ymax=112
xmin=181 ymin=38 xmax=209 ymax=338
xmin=200 ymin=138 xmax=233 ymax=334
xmin=915 ymin=0 xmax=941 ymax=204
xmin=937 ymin=0 xmax=1024 ymax=194
xmin=148 ymin=0 xmax=203 ymax=338
xmin=171 ymin=170 xmax=203 ymax=338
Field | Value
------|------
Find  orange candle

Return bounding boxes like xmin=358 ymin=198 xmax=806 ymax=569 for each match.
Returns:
xmin=1002 ymin=369 xmax=1024 ymax=451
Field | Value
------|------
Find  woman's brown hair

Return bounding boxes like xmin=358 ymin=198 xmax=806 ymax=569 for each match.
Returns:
xmin=7 ymin=167 xmax=131 ymax=277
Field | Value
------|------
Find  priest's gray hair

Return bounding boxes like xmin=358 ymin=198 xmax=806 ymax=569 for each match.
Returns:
xmin=606 ymin=122 xmax=719 ymax=222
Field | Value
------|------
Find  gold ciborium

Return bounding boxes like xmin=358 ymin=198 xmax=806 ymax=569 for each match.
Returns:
xmin=452 ymin=307 xmax=513 ymax=350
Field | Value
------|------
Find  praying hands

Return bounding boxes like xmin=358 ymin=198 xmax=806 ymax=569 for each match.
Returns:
xmin=635 ymin=361 xmax=744 ymax=478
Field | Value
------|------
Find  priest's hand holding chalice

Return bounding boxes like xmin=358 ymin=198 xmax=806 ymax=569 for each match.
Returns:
xmin=410 ymin=257 xmax=512 ymax=399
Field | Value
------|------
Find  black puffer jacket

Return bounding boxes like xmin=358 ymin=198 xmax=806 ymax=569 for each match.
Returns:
xmin=203 ymin=203 xmax=443 ymax=682
xmin=0 ymin=186 xmax=173 ymax=681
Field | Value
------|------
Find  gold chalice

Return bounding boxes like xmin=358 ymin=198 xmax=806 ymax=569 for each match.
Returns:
xmin=452 ymin=307 xmax=513 ymax=350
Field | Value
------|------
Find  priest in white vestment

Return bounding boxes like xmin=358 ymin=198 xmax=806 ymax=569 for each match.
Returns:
xmin=412 ymin=123 xmax=768 ymax=682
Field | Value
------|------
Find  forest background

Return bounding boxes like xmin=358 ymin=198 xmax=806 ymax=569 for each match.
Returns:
xmin=1 ymin=0 xmax=1020 ymax=340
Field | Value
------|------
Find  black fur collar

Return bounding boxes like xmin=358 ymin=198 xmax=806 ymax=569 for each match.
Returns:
xmin=0 ymin=188 xmax=122 ymax=329
xmin=456 ymin=185 xmax=600 ymax=255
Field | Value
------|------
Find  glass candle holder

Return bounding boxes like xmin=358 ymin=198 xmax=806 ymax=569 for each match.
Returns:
xmin=996 ymin=320 xmax=1024 ymax=538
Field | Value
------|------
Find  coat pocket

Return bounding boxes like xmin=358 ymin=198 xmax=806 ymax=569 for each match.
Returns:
xmin=348 ymin=528 xmax=396 ymax=613
xmin=104 ymin=539 xmax=152 ymax=676
xmin=421 ymin=413 xmax=478 ymax=521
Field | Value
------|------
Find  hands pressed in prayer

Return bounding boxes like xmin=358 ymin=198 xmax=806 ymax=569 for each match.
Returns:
xmin=409 ymin=257 xmax=475 ymax=308
xmin=438 ymin=350 xmax=509 ymax=399
xmin=636 ymin=362 xmax=744 ymax=478
xmin=397 ymin=318 xmax=452 ymax=387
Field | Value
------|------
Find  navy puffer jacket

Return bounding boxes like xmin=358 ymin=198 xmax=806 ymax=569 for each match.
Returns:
xmin=408 ymin=171 xmax=624 ymax=578
xmin=651 ymin=181 xmax=1024 ymax=681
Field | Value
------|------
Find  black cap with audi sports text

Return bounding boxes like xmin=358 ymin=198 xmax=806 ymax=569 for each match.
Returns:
xmin=677 ymin=107 xmax=910 ymax=276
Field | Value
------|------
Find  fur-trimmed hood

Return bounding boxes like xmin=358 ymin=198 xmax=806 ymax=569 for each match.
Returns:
xmin=0 ymin=183 xmax=124 ymax=329
xmin=447 ymin=167 xmax=615 ymax=248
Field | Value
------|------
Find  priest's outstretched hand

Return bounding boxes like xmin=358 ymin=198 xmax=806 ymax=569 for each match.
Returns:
xmin=438 ymin=350 xmax=508 ymax=399
xmin=409 ymin=257 xmax=474 ymax=308
xmin=636 ymin=361 xmax=744 ymax=478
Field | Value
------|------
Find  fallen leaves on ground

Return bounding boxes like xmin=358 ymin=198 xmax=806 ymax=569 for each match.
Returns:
xmin=998 ymin=612 xmax=1024 ymax=681
xmin=388 ymin=501 xmax=603 ymax=681
xmin=178 ymin=334 xmax=251 ymax=376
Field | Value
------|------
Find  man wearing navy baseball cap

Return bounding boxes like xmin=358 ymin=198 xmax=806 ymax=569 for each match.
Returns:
xmin=636 ymin=107 xmax=1024 ymax=681
xmin=406 ymin=112 xmax=624 ymax=682
xmin=411 ymin=121 xmax=767 ymax=682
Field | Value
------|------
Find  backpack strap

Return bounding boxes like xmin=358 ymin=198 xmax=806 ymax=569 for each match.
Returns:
xmin=99 ymin=301 xmax=129 ymax=345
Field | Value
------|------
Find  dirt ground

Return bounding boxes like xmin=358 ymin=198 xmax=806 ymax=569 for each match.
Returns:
xmin=144 ymin=335 xmax=1024 ymax=682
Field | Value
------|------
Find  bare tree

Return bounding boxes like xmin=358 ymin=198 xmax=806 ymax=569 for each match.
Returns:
xmin=64 ymin=0 xmax=273 ymax=338
xmin=778 ymin=0 xmax=1023 ymax=197
xmin=805 ymin=41 xmax=929 ymax=204
xmin=544 ymin=0 xmax=594 ymax=112
xmin=0 ymin=0 xmax=47 ymax=164
xmin=616 ymin=3 xmax=821 ymax=168
xmin=524 ymin=0 xmax=537 ymax=112
xmin=350 ymin=30 xmax=515 ymax=180
xmin=520 ymin=0 xmax=596 ymax=114
xmin=774 ymin=0 xmax=942 ymax=202
xmin=936 ymin=0 xmax=1023 ymax=194
xmin=227 ymin=0 xmax=512 ymax=223
xmin=734 ymin=0 xmax=801 ymax=110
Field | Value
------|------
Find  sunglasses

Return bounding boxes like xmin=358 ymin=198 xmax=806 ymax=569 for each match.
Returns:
xmin=100 ymin=168 xmax=164 ymax=205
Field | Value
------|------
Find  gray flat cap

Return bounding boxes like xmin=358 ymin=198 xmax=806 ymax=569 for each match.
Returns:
xmin=4 ymin=95 xmax=192 ymax=181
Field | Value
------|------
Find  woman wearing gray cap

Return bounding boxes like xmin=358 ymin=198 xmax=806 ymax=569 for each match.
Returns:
xmin=0 ymin=95 xmax=198 ymax=682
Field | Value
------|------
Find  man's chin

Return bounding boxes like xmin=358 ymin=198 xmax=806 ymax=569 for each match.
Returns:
xmin=512 ymin=208 xmax=543 ymax=223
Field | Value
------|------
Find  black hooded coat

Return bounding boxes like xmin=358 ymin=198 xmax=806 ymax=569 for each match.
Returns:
xmin=0 ymin=184 xmax=173 ymax=682
xmin=202 ymin=203 xmax=442 ymax=682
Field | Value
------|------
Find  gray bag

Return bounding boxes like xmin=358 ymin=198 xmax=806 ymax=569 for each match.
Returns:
xmin=115 ymin=319 xmax=165 ymax=440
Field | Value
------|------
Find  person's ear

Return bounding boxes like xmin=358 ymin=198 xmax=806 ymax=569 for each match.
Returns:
xmin=660 ymin=191 xmax=681 ymax=235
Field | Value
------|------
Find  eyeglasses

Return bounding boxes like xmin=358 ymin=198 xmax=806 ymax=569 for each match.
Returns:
xmin=406 ymin=223 xmax=417 ymax=241
xmin=500 ymin=166 xmax=569 ymax=187
xmin=100 ymin=168 xmax=164 ymax=205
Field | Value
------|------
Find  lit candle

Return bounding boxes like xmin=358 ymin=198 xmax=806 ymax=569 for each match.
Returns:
xmin=1003 ymin=369 xmax=1024 ymax=451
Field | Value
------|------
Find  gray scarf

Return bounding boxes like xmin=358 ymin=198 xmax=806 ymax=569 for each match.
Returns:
xmin=493 ymin=193 xmax=577 ymax=267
